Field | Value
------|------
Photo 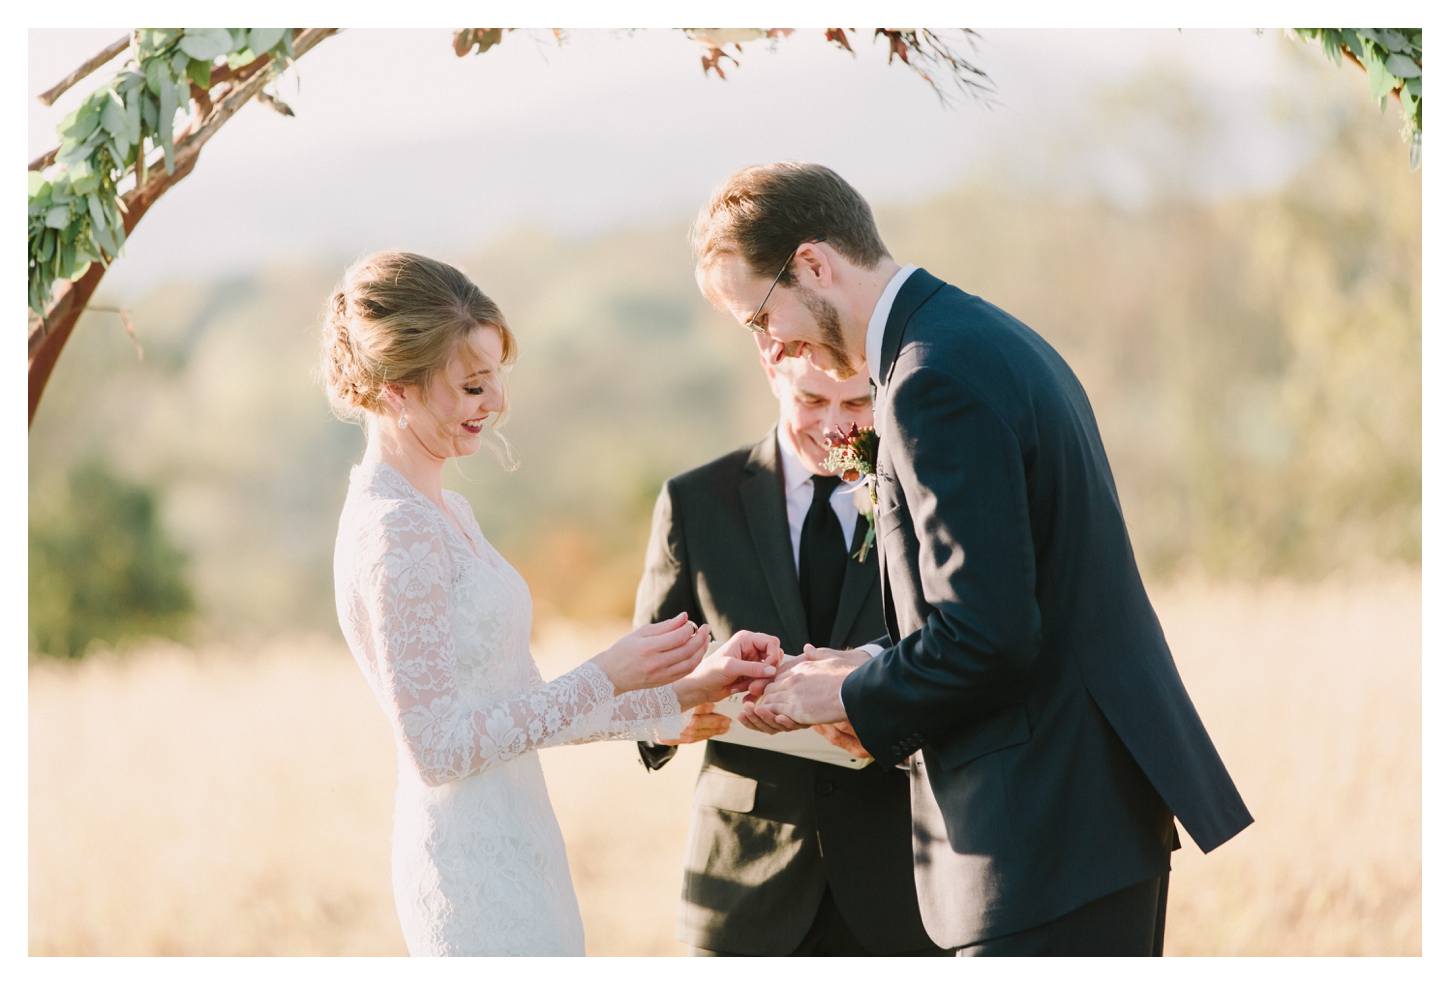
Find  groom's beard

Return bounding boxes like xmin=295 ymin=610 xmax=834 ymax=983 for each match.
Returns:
xmin=797 ymin=289 xmax=858 ymax=380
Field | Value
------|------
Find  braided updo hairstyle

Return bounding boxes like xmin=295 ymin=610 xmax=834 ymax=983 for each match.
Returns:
xmin=320 ymin=251 xmax=517 ymax=427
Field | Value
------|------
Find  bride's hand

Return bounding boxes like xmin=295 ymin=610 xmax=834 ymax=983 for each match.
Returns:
xmin=590 ymin=613 xmax=712 ymax=695
xmin=672 ymin=630 xmax=782 ymax=710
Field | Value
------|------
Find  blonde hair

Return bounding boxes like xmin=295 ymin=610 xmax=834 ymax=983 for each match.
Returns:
xmin=321 ymin=251 xmax=517 ymax=429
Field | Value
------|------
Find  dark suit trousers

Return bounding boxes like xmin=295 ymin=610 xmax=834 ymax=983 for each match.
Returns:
xmin=692 ymin=887 xmax=950 ymax=957
xmin=955 ymin=874 xmax=1169 ymax=956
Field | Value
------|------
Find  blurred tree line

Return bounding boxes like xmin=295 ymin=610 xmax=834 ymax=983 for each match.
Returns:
xmin=28 ymin=62 xmax=1419 ymax=656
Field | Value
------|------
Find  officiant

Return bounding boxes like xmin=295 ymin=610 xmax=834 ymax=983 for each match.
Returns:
xmin=633 ymin=354 xmax=947 ymax=957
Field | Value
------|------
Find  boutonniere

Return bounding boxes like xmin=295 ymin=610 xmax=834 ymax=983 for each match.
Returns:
xmin=822 ymin=424 xmax=880 ymax=563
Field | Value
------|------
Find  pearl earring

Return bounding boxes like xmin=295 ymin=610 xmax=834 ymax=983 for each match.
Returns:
xmin=398 ymin=405 xmax=408 ymax=430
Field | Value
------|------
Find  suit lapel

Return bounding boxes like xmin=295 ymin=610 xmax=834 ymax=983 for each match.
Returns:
xmin=828 ymin=514 xmax=877 ymax=649
xmin=874 ymin=438 xmax=901 ymax=644
xmin=739 ymin=435 xmax=811 ymax=652
xmin=878 ymin=267 xmax=945 ymax=388
xmin=872 ymin=269 xmax=940 ymax=647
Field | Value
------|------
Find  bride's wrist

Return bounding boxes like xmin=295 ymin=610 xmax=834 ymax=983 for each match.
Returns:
xmin=587 ymin=655 xmax=623 ymax=697
xmin=671 ymin=679 xmax=701 ymax=711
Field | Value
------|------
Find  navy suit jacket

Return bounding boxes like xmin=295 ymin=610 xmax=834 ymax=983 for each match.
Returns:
xmin=841 ymin=269 xmax=1253 ymax=949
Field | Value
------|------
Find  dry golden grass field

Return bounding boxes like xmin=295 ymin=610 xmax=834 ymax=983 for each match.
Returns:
xmin=29 ymin=573 xmax=1421 ymax=956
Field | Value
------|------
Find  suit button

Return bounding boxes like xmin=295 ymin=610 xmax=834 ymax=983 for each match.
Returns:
xmin=816 ymin=780 xmax=835 ymax=796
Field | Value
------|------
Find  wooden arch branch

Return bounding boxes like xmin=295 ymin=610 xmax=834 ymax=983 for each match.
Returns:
xmin=28 ymin=28 xmax=339 ymax=427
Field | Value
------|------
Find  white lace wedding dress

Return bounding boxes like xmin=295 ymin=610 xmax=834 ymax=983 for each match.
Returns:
xmin=334 ymin=462 xmax=685 ymax=956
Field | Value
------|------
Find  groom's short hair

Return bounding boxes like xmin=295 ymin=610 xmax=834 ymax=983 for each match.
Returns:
xmin=692 ymin=163 xmax=889 ymax=288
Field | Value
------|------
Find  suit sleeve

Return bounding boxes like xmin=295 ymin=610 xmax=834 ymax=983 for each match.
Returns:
xmin=841 ymin=365 xmax=1041 ymax=764
xmin=633 ymin=479 xmax=703 ymax=771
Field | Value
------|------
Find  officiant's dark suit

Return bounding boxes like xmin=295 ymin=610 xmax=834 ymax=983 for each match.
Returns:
xmin=841 ymin=268 xmax=1255 ymax=954
xmin=634 ymin=429 xmax=944 ymax=956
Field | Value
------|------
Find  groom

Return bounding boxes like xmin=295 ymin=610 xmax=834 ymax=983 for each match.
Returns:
xmin=690 ymin=162 xmax=1254 ymax=956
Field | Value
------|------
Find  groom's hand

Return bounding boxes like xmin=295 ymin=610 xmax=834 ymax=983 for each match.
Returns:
xmin=717 ymin=629 xmax=784 ymax=668
xmin=674 ymin=630 xmax=783 ymax=708
xmin=739 ymin=646 xmax=872 ymax=731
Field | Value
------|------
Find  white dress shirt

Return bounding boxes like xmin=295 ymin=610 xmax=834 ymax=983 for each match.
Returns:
xmin=853 ymin=266 xmax=915 ymax=661
xmin=778 ymin=421 xmax=864 ymax=573
xmin=865 ymin=264 xmax=918 ymax=387
xmin=778 ymin=422 xmax=886 ymax=660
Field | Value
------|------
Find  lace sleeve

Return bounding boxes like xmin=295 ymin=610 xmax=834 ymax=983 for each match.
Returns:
xmin=526 ymin=656 xmax=684 ymax=745
xmin=359 ymin=501 xmax=673 ymax=786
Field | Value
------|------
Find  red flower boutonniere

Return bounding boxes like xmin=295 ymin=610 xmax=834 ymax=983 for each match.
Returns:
xmin=822 ymin=424 xmax=880 ymax=563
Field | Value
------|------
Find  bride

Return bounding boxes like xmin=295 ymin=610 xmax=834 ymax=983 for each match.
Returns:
xmin=322 ymin=251 xmax=780 ymax=956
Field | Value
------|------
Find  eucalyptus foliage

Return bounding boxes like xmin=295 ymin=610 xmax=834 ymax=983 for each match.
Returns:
xmin=1294 ymin=28 xmax=1422 ymax=169
xmin=27 ymin=29 xmax=296 ymax=314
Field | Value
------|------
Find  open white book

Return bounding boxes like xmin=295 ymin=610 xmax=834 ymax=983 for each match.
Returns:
xmin=709 ymin=691 xmax=872 ymax=770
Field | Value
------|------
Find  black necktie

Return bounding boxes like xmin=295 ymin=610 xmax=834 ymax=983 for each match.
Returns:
xmin=798 ymin=474 xmax=848 ymax=647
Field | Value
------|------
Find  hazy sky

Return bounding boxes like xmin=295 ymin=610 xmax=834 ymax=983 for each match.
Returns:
xmin=30 ymin=28 xmax=1326 ymax=298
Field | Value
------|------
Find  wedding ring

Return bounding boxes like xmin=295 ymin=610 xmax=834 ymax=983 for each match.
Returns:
xmin=687 ymin=620 xmax=699 ymax=636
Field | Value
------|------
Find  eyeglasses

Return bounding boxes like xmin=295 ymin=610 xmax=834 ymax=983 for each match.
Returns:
xmin=745 ymin=236 xmax=827 ymax=335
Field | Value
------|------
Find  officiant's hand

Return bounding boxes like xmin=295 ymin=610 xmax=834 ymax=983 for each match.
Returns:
xmin=738 ymin=645 xmax=870 ymax=732
xmin=657 ymin=703 xmax=732 ymax=745
xmin=813 ymin=721 xmax=870 ymax=759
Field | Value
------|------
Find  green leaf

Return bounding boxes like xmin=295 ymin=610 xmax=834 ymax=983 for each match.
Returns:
xmin=1342 ymin=31 xmax=1364 ymax=59
xmin=1384 ymin=52 xmax=1420 ymax=78
xmin=171 ymin=49 xmax=191 ymax=77
xmin=145 ymin=58 xmax=169 ymax=96
xmin=45 ymin=205 xmax=71 ymax=229
xmin=1356 ymin=28 xmax=1388 ymax=50
xmin=226 ymin=48 xmax=258 ymax=70
xmin=247 ymin=27 xmax=286 ymax=54
xmin=1365 ymin=48 xmax=1395 ymax=101
xmin=28 ymin=171 xmax=48 ymax=196
xmin=88 ymin=194 xmax=117 ymax=256
xmin=158 ymin=73 xmax=178 ymax=173
xmin=1403 ymin=76 xmax=1421 ymax=98
xmin=140 ymin=93 xmax=158 ymax=131
xmin=1380 ymin=29 xmax=1409 ymax=53
xmin=124 ymin=88 xmax=142 ymax=144
xmin=59 ymin=101 xmax=101 ymax=141
xmin=58 ymin=240 xmax=75 ymax=280
xmin=186 ymin=57 xmax=213 ymax=90
xmin=101 ymin=92 xmax=127 ymax=135
xmin=56 ymin=135 xmax=96 ymax=166
xmin=67 ymin=158 xmax=99 ymax=195
xmin=179 ymin=28 xmax=234 ymax=62
xmin=139 ymin=28 xmax=181 ymax=53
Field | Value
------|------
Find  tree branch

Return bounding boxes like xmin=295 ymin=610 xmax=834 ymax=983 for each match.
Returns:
xmin=30 ymin=33 xmax=292 ymax=175
xmin=37 ymin=34 xmax=130 ymax=106
xmin=1339 ymin=46 xmax=1403 ymax=106
xmin=28 ymin=27 xmax=340 ymax=427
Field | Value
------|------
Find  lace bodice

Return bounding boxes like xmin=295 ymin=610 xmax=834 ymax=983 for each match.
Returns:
xmin=333 ymin=461 xmax=682 ymax=955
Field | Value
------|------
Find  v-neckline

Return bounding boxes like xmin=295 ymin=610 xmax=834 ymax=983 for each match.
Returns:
xmin=365 ymin=461 xmax=489 ymax=564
